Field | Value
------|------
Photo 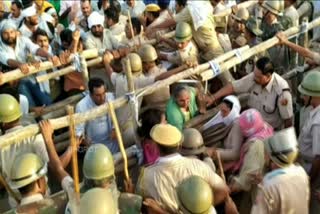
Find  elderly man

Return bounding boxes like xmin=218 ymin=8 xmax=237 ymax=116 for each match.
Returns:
xmin=209 ymin=57 xmax=293 ymax=131
xmin=84 ymin=11 xmax=120 ymax=55
xmin=0 ymin=20 xmax=59 ymax=107
xmin=75 ymin=78 xmax=118 ymax=154
xmin=297 ymin=71 xmax=320 ymax=214
xmin=136 ymin=124 xmax=228 ymax=213
xmin=78 ymin=0 xmax=92 ymax=32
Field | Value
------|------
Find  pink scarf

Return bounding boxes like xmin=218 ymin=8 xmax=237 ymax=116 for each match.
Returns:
xmin=224 ymin=109 xmax=273 ymax=172
xmin=142 ymin=138 xmax=160 ymax=166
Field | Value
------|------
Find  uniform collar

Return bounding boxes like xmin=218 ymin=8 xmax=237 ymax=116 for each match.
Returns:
xmin=156 ymin=153 xmax=182 ymax=164
xmin=264 ymin=73 xmax=275 ymax=92
xmin=20 ymin=193 xmax=44 ymax=206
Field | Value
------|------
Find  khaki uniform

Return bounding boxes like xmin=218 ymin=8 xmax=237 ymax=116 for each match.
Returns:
xmin=0 ymin=126 xmax=49 ymax=208
xmin=136 ymin=153 xmax=225 ymax=213
xmin=174 ymin=7 xmax=224 ymax=61
xmin=298 ymin=105 xmax=320 ymax=214
xmin=166 ymin=40 xmax=199 ymax=66
xmin=109 ymin=23 xmax=126 ymax=44
xmin=147 ymin=10 xmax=172 ymax=39
xmin=143 ymin=66 xmax=170 ymax=111
xmin=233 ymin=73 xmax=293 ymax=130
xmin=111 ymin=72 xmax=155 ymax=146
xmin=251 ymin=165 xmax=309 ymax=214
xmin=217 ymin=119 xmax=244 ymax=162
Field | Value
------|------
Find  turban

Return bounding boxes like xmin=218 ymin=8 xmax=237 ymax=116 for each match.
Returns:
xmin=0 ymin=20 xmax=17 ymax=33
xmin=22 ymin=4 xmax=37 ymax=18
xmin=88 ymin=11 xmax=104 ymax=29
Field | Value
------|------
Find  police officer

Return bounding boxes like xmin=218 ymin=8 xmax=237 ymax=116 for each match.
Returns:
xmin=0 ymin=94 xmax=49 ymax=207
xmin=139 ymin=44 xmax=170 ymax=111
xmin=260 ymin=0 xmax=285 ymax=41
xmin=297 ymin=71 xmax=320 ymax=214
xmin=252 ymin=127 xmax=309 ymax=214
xmin=80 ymin=188 xmax=117 ymax=214
xmin=230 ymin=7 xmax=250 ymax=40
xmin=177 ymin=175 xmax=215 ymax=214
xmin=159 ymin=22 xmax=199 ymax=67
xmin=208 ymin=57 xmax=293 ymax=131
xmin=181 ymin=128 xmax=216 ymax=172
xmin=9 ymin=153 xmax=48 ymax=206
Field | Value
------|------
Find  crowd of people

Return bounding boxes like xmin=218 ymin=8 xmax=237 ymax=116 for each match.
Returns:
xmin=0 ymin=0 xmax=319 ymax=213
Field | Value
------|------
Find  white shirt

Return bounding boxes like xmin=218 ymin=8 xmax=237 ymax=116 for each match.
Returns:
xmin=84 ymin=29 xmax=120 ymax=55
xmin=20 ymin=193 xmax=44 ymax=206
xmin=0 ymin=36 xmax=39 ymax=66
xmin=121 ymin=1 xmax=145 ymax=18
xmin=8 ymin=14 xmax=23 ymax=27
xmin=75 ymin=93 xmax=119 ymax=154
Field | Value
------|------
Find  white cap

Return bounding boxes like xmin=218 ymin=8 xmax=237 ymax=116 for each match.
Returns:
xmin=88 ymin=11 xmax=104 ymax=29
xmin=22 ymin=4 xmax=37 ymax=18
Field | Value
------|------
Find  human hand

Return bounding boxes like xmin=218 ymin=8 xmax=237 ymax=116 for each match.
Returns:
xmin=19 ymin=63 xmax=30 ymax=74
xmin=39 ymin=120 xmax=54 ymax=143
xmin=59 ymin=51 xmax=71 ymax=65
xmin=72 ymin=29 xmax=81 ymax=41
xmin=103 ymin=51 xmax=114 ymax=64
xmin=49 ymin=55 xmax=61 ymax=67
xmin=276 ymin=32 xmax=288 ymax=45
xmin=143 ymin=198 xmax=166 ymax=214
xmin=124 ymin=178 xmax=135 ymax=194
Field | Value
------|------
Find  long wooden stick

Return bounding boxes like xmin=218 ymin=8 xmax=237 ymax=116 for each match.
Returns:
xmin=0 ymin=49 xmax=98 ymax=85
xmin=1 ymin=18 xmax=320 ymax=147
xmin=0 ymin=174 xmax=20 ymax=203
xmin=107 ymin=102 xmax=130 ymax=181
xmin=127 ymin=11 xmax=136 ymax=48
xmin=66 ymin=106 xmax=80 ymax=196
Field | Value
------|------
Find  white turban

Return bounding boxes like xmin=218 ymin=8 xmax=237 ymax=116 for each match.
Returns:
xmin=0 ymin=20 xmax=17 ymax=32
xmin=22 ymin=5 xmax=37 ymax=18
xmin=87 ymin=11 xmax=104 ymax=29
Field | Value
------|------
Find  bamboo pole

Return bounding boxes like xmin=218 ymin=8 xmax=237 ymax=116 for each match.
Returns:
xmin=127 ymin=11 xmax=136 ymax=48
xmin=38 ymin=94 xmax=83 ymax=117
xmin=0 ymin=174 xmax=20 ymax=203
xmin=1 ymin=18 xmax=320 ymax=147
xmin=80 ymin=55 xmax=89 ymax=88
xmin=213 ymin=0 xmax=258 ymax=18
xmin=37 ymin=57 xmax=103 ymax=83
xmin=0 ymin=49 xmax=98 ymax=85
xmin=66 ymin=106 xmax=80 ymax=196
xmin=107 ymin=102 xmax=130 ymax=182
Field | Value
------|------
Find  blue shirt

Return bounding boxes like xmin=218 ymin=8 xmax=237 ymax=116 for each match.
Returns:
xmin=75 ymin=93 xmax=119 ymax=154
